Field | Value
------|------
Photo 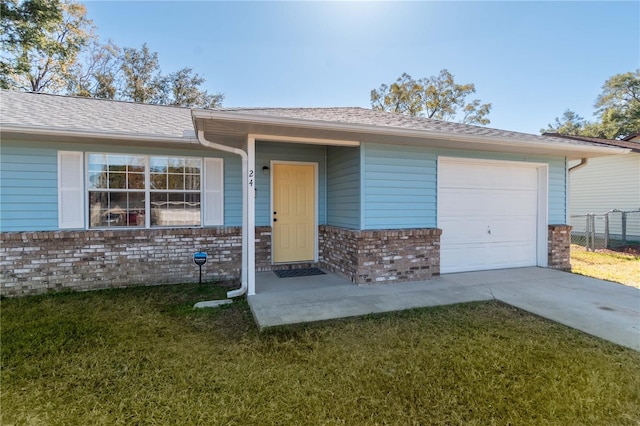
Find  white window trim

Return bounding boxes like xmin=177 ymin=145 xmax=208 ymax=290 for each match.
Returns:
xmin=80 ymin=152 xmax=223 ymax=230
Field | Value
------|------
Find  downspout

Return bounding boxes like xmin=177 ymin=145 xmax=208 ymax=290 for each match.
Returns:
xmin=569 ymin=158 xmax=588 ymax=172
xmin=197 ymin=129 xmax=248 ymax=298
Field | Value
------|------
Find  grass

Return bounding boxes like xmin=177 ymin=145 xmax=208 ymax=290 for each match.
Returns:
xmin=2 ymin=284 xmax=640 ymax=425
xmin=571 ymin=244 xmax=640 ymax=288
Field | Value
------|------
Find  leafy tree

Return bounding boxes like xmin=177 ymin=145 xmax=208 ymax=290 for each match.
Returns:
xmin=117 ymin=45 xmax=221 ymax=108
xmin=157 ymin=67 xmax=224 ymax=108
xmin=592 ymin=70 xmax=640 ymax=139
xmin=370 ymin=72 xmax=423 ymax=116
xmin=543 ymin=70 xmax=639 ymax=140
xmin=1 ymin=2 xmax=224 ymax=108
xmin=0 ymin=0 xmax=94 ymax=92
xmin=120 ymin=43 xmax=163 ymax=103
xmin=540 ymin=109 xmax=587 ymax=135
xmin=371 ymin=70 xmax=492 ymax=125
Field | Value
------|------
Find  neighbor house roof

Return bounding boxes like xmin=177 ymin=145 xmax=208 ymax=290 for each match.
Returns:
xmin=544 ymin=133 xmax=640 ymax=153
xmin=1 ymin=89 xmax=629 ymax=159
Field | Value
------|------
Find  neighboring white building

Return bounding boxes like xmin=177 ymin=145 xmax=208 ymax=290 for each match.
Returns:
xmin=549 ymin=133 xmax=640 ymax=241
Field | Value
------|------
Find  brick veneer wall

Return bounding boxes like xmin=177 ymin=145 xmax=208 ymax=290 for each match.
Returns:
xmin=255 ymin=226 xmax=272 ymax=271
xmin=320 ymin=225 xmax=442 ymax=284
xmin=548 ymin=224 xmax=572 ymax=271
xmin=1 ymin=223 xmax=466 ymax=296
xmin=1 ymin=228 xmax=243 ymax=297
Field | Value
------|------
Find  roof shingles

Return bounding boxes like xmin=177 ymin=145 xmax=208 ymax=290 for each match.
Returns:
xmin=0 ymin=90 xmax=631 ymax=151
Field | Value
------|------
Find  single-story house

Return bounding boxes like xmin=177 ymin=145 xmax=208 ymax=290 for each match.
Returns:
xmin=546 ymin=133 xmax=640 ymax=242
xmin=0 ymin=90 xmax=630 ymax=297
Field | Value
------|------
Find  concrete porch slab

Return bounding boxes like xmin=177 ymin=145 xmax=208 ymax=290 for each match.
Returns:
xmin=248 ymin=267 xmax=640 ymax=351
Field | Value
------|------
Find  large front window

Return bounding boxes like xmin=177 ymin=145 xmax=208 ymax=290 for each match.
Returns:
xmin=88 ymin=154 xmax=202 ymax=228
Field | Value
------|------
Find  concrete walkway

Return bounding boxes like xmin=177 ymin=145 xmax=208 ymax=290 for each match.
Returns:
xmin=248 ymin=267 xmax=640 ymax=351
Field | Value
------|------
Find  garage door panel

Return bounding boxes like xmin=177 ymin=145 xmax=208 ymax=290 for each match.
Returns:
xmin=439 ymin=159 xmax=542 ymax=274
xmin=440 ymin=162 xmax=538 ymax=190
xmin=439 ymin=217 xmax=537 ymax=244
xmin=439 ymin=189 xmax=537 ymax=217
xmin=441 ymin=242 xmax=538 ymax=273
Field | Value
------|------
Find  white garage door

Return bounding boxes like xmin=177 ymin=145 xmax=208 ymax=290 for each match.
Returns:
xmin=438 ymin=158 xmax=543 ymax=274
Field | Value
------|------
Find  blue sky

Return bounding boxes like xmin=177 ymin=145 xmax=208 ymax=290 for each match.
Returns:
xmin=84 ymin=1 xmax=639 ymax=134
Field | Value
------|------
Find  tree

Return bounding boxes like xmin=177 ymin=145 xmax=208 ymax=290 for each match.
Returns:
xmin=0 ymin=0 xmax=94 ymax=92
xmin=540 ymin=109 xmax=587 ymax=135
xmin=371 ymin=70 xmax=492 ymax=125
xmin=119 ymin=43 xmax=163 ymax=103
xmin=542 ymin=70 xmax=639 ymax=140
xmin=1 ymin=2 xmax=224 ymax=108
xmin=592 ymin=70 xmax=640 ymax=139
xmin=157 ymin=67 xmax=224 ymax=108
xmin=66 ymin=39 xmax=120 ymax=98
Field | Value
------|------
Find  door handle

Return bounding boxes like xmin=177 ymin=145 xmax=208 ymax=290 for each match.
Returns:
xmin=273 ymin=218 xmax=277 ymax=222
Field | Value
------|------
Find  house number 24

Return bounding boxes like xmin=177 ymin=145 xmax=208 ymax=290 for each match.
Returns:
xmin=249 ymin=170 xmax=254 ymax=187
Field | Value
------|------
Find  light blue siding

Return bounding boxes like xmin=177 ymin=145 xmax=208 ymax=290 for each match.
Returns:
xmin=0 ymin=140 xmax=242 ymax=231
xmin=0 ymin=144 xmax=58 ymax=231
xmin=362 ymin=144 xmax=437 ymax=229
xmin=1 ymin=137 xmax=569 ymax=233
xmin=362 ymin=143 xmax=567 ymax=230
xmin=327 ymin=146 xmax=360 ymax=229
xmin=255 ymin=142 xmax=327 ymax=226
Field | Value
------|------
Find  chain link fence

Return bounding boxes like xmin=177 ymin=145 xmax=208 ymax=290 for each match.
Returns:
xmin=570 ymin=210 xmax=640 ymax=251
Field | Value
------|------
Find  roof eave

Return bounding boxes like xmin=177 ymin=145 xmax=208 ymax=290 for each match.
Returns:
xmin=1 ymin=124 xmax=198 ymax=145
xmin=191 ymin=110 xmax=630 ymax=158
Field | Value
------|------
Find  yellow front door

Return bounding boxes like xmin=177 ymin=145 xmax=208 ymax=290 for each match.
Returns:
xmin=272 ymin=163 xmax=316 ymax=263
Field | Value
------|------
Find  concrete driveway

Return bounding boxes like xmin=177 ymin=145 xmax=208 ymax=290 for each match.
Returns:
xmin=248 ymin=267 xmax=640 ymax=351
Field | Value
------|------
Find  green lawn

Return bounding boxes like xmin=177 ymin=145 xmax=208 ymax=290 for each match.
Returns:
xmin=2 ymin=283 xmax=639 ymax=425
xmin=571 ymin=245 xmax=640 ymax=288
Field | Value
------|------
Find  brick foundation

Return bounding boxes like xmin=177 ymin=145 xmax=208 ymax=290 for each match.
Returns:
xmin=320 ymin=225 xmax=441 ymax=284
xmin=1 ymin=228 xmax=243 ymax=296
xmin=0 ymin=224 xmax=442 ymax=296
xmin=548 ymin=224 xmax=572 ymax=271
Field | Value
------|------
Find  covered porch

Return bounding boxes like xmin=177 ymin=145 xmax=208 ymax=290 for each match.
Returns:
xmin=191 ymin=109 xmax=446 ymax=298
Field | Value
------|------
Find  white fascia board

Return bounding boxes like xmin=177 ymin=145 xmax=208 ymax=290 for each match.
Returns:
xmin=248 ymin=133 xmax=359 ymax=146
xmin=190 ymin=110 xmax=629 ymax=157
xmin=0 ymin=125 xmax=199 ymax=145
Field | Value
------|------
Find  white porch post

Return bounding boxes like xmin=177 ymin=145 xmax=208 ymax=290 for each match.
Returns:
xmin=247 ymin=136 xmax=256 ymax=296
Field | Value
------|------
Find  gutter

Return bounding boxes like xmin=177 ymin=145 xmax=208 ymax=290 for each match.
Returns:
xmin=196 ymin=129 xmax=248 ymax=299
xmin=569 ymin=158 xmax=588 ymax=173
xmin=0 ymin=124 xmax=199 ymax=145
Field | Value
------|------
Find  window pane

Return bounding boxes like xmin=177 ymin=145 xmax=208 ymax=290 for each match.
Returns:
xmin=168 ymin=174 xmax=184 ymax=190
xmin=151 ymin=192 xmax=200 ymax=226
xmin=184 ymin=158 xmax=201 ymax=174
xmin=88 ymin=171 xmax=108 ymax=189
xmin=128 ymin=157 xmax=145 ymax=173
xmin=88 ymin=154 xmax=108 ymax=171
xmin=150 ymin=157 xmax=167 ymax=173
xmin=150 ymin=173 xmax=166 ymax=190
xmin=128 ymin=172 xmax=145 ymax=189
xmin=126 ymin=192 xmax=145 ymax=226
xmin=108 ymin=172 xmax=126 ymax=189
xmin=89 ymin=192 xmax=108 ymax=228
xmin=89 ymin=191 xmax=145 ymax=228
xmin=185 ymin=174 xmax=200 ymax=190
xmin=167 ymin=157 xmax=185 ymax=174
